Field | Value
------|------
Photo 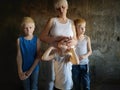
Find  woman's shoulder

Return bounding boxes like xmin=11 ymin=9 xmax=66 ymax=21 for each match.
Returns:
xmin=67 ymin=18 xmax=73 ymax=23
xmin=47 ymin=17 xmax=57 ymax=25
xmin=49 ymin=17 xmax=57 ymax=21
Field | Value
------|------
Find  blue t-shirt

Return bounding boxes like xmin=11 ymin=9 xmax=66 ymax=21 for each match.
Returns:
xmin=19 ymin=36 xmax=39 ymax=72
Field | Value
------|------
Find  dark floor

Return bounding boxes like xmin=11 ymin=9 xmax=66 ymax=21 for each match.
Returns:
xmin=91 ymin=81 xmax=120 ymax=90
xmin=2 ymin=81 xmax=120 ymax=90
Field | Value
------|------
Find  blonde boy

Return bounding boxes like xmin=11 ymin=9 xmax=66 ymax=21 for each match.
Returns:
xmin=16 ymin=17 xmax=40 ymax=90
xmin=72 ymin=18 xmax=92 ymax=90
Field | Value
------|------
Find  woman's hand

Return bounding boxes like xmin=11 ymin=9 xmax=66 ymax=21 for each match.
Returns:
xmin=59 ymin=37 xmax=76 ymax=48
xmin=52 ymin=36 xmax=67 ymax=48
xmin=54 ymin=36 xmax=67 ymax=42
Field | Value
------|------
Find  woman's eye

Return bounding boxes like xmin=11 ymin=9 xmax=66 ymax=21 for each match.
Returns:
xmin=62 ymin=6 xmax=65 ymax=9
xmin=29 ymin=27 xmax=32 ymax=29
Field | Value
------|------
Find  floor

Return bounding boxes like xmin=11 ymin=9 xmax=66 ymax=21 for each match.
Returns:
xmin=91 ymin=82 xmax=120 ymax=90
xmin=2 ymin=81 xmax=120 ymax=90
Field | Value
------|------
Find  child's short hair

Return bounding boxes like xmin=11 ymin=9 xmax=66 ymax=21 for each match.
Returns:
xmin=21 ymin=17 xmax=35 ymax=27
xmin=74 ymin=18 xmax=86 ymax=26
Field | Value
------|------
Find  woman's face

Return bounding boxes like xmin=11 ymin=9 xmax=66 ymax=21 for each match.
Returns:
xmin=56 ymin=4 xmax=68 ymax=16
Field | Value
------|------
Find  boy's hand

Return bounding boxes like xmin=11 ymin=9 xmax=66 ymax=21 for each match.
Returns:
xmin=25 ymin=70 xmax=32 ymax=78
xmin=18 ymin=72 xmax=28 ymax=80
xmin=79 ymin=55 xmax=86 ymax=60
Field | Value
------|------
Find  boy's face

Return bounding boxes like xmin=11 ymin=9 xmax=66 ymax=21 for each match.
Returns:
xmin=23 ymin=23 xmax=35 ymax=36
xmin=58 ymin=42 xmax=68 ymax=52
xmin=76 ymin=22 xmax=86 ymax=35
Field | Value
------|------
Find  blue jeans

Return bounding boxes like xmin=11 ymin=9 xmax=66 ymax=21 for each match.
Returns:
xmin=72 ymin=64 xmax=90 ymax=90
xmin=22 ymin=71 xmax=39 ymax=90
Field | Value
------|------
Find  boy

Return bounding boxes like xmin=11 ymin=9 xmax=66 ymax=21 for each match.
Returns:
xmin=72 ymin=18 xmax=92 ymax=90
xmin=42 ymin=41 xmax=79 ymax=90
xmin=16 ymin=17 xmax=40 ymax=90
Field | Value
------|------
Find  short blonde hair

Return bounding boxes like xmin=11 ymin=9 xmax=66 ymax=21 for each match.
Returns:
xmin=54 ymin=0 xmax=68 ymax=9
xmin=21 ymin=17 xmax=35 ymax=27
xmin=74 ymin=18 xmax=86 ymax=26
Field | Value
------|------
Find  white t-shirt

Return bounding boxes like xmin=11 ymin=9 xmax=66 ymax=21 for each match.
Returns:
xmin=54 ymin=53 xmax=73 ymax=90
xmin=76 ymin=35 xmax=89 ymax=65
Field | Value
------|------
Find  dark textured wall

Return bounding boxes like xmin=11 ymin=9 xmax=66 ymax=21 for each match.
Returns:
xmin=0 ymin=0 xmax=120 ymax=89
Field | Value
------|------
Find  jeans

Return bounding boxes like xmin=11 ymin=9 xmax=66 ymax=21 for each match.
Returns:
xmin=22 ymin=71 xmax=39 ymax=90
xmin=72 ymin=64 xmax=90 ymax=90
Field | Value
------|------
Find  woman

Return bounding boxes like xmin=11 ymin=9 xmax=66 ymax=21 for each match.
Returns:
xmin=39 ymin=0 xmax=77 ymax=90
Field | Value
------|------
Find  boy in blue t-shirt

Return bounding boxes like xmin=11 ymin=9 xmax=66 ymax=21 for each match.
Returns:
xmin=16 ymin=17 xmax=40 ymax=90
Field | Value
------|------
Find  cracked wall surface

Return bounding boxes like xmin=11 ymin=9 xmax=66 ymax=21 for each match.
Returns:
xmin=0 ymin=0 xmax=120 ymax=89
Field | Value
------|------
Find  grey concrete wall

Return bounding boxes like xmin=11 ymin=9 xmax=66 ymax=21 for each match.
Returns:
xmin=0 ymin=0 xmax=120 ymax=89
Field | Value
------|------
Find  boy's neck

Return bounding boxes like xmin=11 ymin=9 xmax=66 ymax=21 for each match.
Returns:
xmin=78 ymin=34 xmax=84 ymax=40
xmin=24 ymin=35 xmax=33 ymax=40
xmin=58 ymin=49 xmax=66 ymax=56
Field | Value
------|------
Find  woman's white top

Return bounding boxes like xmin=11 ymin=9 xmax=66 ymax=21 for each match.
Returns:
xmin=50 ymin=17 xmax=73 ymax=37
xmin=54 ymin=53 xmax=73 ymax=90
xmin=49 ymin=17 xmax=74 ymax=89
xmin=76 ymin=35 xmax=89 ymax=65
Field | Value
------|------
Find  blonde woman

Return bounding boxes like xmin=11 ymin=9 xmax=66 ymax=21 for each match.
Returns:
xmin=39 ymin=0 xmax=77 ymax=90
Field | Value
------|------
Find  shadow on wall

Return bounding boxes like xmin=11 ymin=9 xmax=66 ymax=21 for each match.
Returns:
xmin=0 ymin=16 xmax=23 ymax=89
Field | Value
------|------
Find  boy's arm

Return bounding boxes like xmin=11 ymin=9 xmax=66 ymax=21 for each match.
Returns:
xmin=86 ymin=36 xmax=92 ymax=57
xmin=41 ymin=46 xmax=56 ymax=61
xmin=16 ymin=38 xmax=25 ymax=80
xmin=83 ymin=36 xmax=92 ymax=58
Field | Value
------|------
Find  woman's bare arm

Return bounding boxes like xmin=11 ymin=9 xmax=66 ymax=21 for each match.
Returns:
xmin=39 ymin=18 xmax=67 ymax=46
